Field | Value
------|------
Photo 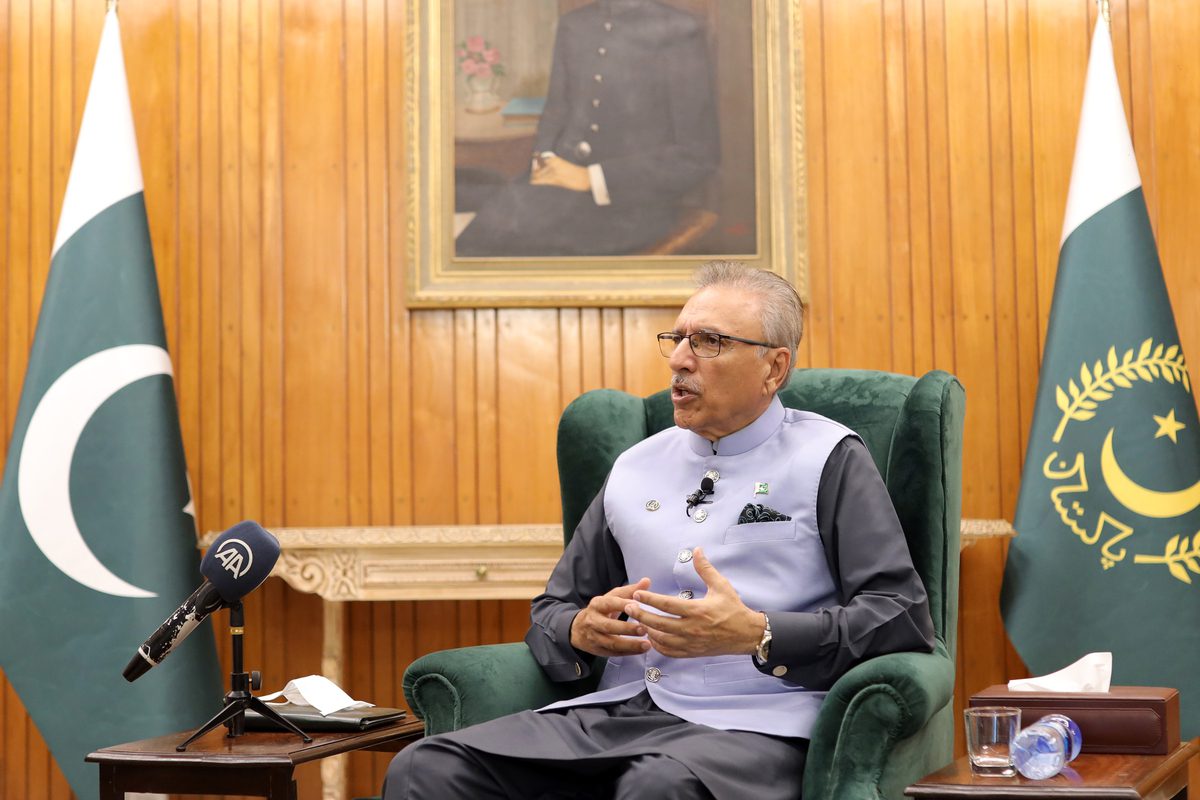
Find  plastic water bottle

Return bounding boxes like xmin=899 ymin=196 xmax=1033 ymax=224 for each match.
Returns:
xmin=1011 ymin=714 xmax=1082 ymax=780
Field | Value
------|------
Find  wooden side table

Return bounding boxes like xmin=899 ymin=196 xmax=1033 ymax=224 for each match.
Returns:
xmin=86 ymin=719 xmax=423 ymax=799
xmin=905 ymin=740 xmax=1198 ymax=798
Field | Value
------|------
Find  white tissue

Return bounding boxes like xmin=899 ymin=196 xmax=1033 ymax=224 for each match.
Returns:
xmin=259 ymin=674 xmax=375 ymax=716
xmin=1007 ymin=652 xmax=1112 ymax=693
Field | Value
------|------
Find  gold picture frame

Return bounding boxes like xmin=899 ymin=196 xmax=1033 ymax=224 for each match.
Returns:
xmin=405 ymin=0 xmax=806 ymax=308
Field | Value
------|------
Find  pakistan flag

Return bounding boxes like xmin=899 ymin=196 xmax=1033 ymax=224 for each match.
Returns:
xmin=0 ymin=9 xmax=221 ymax=798
xmin=1003 ymin=18 xmax=1200 ymax=736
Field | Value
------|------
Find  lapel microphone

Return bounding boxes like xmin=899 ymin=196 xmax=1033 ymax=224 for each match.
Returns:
xmin=686 ymin=476 xmax=716 ymax=517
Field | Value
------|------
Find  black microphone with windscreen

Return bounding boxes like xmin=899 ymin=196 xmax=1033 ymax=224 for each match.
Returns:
xmin=685 ymin=476 xmax=716 ymax=516
xmin=123 ymin=521 xmax=280 ymax=682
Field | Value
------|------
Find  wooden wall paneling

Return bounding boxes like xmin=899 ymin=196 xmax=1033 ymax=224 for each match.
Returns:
xmin=622 ymin=308 xmax=676 ymax=398
xmin=197 ymin=0 xmax=222 ymax=534
xmin=559 ymin=308 xmax=584 ymax=407
xmin=256 ymin=0 xmax=291 ymax=767
xmin=797 ymin=0 xmax=826 ymax=369
xmin=899 ymin=0 xmax=934 ymax=380
xmin=882 ymin=0 xmax=914 ymax=378
xmin=820 ymin=0 xmax=890 ymax=371
xmin=281 ymin=0 xmax=348 ymax=528
xmin=985 ymin=0 xmax=1024 ymax=523
xmin=945 ymin=0 xmax=999 ymax=519
xmin=346 ymin=600 xmax=378 ymax=799
xmin=409 ymin=309 xmax=462 ymax=719
xmin=600 ymin=307 xmax=624 ymax=388
xmin=1149 ymin=3 xmax=1200 ymax=363
xmin=0 ymin=679 xmax=5 ymax=800
xmin=49 ymin=0 xmax=73 ymax=330
xmin=387 ymin=0 xmax=413 ymax=530
xmin=240 ymin=0 xmax=266 ymax=526
xmin=943 ymin=0 xmax=1005 ymax=755
xmin=3 ymin=682 xmax=28 ymax=800
xmin=920 ymin=0 xmax=956 ymax=373
xmin=1126 ymin=0 xmax=1156 ymax=224
xmin=219 ymin=0 xmax=244 ymax=526
xmin=997 ymin=0 xmax=1039 ymax=694
xmin=282 ymin=4 xmax=352 ymax=793
xmin=578 ymin=307 xmax=605 ymax=392
xmin=454 ymin=310 xmax=479 ymax=523
xmin=28 ymin=0 xmax=50 ymax=333
xmin=364 ymin=0 xmax=393 ymax=529
xmin=261 ymin=0 xmax=286 ymax=534
xmin=127 ymin=3 xmax=177 ymax=362
xmin=176 ymin=0 xmax=203 ymax=509
xmin=347 ymin=0 xmax=373 ymax=533
xmin=475 ymin=309 xmax=500 ymax=524
xmin=473 ymin=311 xmax=504 ymax=680
xmin=1004 ymin=0 xmax=1041 ymax=498
xmin=1026 ymin=0 xmax=1085 ymax=344
xmin=497 ymin=308 xmax=562 ymax=523
xmin=6 ymin=0 xmax=32 ymax=446
xmin=0 ymin=0 xmax=9 ymax=452
xmin=410 ymin=311 xmax=456 ymax=522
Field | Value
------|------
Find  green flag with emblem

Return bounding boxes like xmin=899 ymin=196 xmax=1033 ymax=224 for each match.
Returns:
xmin=1002 ymin=16 xmax=1200 ymax=736
xmin=0 ymin=9 xmax=222 ymax=797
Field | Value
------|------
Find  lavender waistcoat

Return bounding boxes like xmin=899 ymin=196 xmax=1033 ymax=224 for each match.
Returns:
xmin=541 ymin=397 xmax=853 ymax=738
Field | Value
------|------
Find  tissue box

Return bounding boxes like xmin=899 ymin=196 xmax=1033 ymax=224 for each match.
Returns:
xmin=969 ymin=685 xmax=1178 ymax=755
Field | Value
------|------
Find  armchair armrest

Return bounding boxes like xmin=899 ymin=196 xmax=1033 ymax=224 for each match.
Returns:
xmin=402 ymin=642 xmax=604 ymax=736
xmin=803 ymin=644 xmax=954 ymax=799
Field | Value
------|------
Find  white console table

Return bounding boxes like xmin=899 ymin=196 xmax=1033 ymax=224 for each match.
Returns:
xmin=200 ymin=519 xmax=1012 ymax=799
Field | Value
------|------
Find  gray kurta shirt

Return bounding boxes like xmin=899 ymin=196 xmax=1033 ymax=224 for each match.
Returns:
xmin=526 ymin=432 xmax=936 ymax=700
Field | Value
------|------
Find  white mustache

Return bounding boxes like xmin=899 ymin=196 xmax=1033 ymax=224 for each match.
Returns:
xmin=671 ymin=375 xmax=701 ymax=394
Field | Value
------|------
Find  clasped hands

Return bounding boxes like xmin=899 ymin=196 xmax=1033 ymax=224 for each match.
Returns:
xmin=568 ymin=547 xmax=766 ymax=659
xmin=530 ymin=154 xmax=592 ymax=192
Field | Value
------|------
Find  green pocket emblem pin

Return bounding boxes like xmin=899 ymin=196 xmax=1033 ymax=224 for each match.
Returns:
xmin=754 ymin=482 xmax=769 ymax=495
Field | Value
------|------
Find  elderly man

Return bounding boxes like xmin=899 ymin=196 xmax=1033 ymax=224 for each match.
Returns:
xmin=384 ymin=261 xmax=934 ymax=800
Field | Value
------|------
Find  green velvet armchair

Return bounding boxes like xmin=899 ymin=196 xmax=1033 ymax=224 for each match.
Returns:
xmin=403 ymin=368 xmax=965 ymax=799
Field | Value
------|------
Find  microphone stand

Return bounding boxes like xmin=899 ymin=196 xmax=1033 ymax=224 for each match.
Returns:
xmin=176 ymin=601 xmax=312 ymax=751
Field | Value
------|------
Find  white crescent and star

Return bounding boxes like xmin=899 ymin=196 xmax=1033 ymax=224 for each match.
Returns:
xmin=16 ymin=344 xmax=192 ymax=598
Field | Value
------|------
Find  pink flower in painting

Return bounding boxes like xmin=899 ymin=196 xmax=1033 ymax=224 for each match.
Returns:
xmin=457 ymin=36 xmax=505 ymax=79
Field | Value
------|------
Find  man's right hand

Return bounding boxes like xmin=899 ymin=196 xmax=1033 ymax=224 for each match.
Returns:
xmin=569 ymin=578 xmax=653 ymax=657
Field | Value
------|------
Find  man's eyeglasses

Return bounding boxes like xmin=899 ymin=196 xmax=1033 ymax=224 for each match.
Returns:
xmin=657 ymin=331 xmax=779 ymax=359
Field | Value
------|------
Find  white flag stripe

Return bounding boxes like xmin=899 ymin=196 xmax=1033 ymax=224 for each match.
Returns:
xmin=51 ymin=10 xmax=143 ymax=257
xmin=1060 ymin=18 xmax=1142 ymax=245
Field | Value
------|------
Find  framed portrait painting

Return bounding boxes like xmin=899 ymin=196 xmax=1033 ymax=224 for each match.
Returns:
xmin=405 ymin=0 xmax=807 ymax=307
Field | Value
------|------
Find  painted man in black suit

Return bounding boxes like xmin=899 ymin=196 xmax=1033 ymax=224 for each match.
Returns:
xmin=455 ymin=0 xmax=720 ymax=258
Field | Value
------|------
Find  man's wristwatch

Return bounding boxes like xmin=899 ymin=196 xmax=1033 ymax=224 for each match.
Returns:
xmin=755 ymin=613 xmax=773 ymax=662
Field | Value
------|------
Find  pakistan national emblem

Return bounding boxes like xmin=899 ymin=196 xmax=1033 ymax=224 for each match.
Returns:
xmin=1041 ymin=338 xmax=1200 ymax=583
xmin=1005 ymin=15 xmax=1200 ymax=740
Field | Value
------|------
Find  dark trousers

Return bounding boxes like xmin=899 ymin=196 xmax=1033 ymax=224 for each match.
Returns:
xmin=388 ymin=739 xmax=712 ymax=800
xmin=382 ymin=692 xmax=807 ymax=800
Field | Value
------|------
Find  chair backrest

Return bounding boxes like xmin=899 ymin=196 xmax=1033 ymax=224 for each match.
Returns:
xmin=556 ymin=367 xmax=965 ymax=652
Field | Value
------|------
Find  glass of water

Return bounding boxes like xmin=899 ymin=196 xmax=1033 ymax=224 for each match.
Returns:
xmin=963 ymin=707 xmax=1021 ymax=776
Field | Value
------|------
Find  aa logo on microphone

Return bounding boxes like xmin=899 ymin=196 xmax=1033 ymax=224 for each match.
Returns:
xmin=214 ymin=539 xmax=253 ymax=579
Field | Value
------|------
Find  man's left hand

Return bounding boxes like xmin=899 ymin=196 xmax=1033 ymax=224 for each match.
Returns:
xmin=530 ymin=156 xmax=592 ymax=192
xmin=624 ymin=547 xmax=766 ymax=658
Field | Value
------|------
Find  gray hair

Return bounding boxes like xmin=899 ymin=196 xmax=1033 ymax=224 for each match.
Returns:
xmin=693 ymin=260 xmax=805 ymax=388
